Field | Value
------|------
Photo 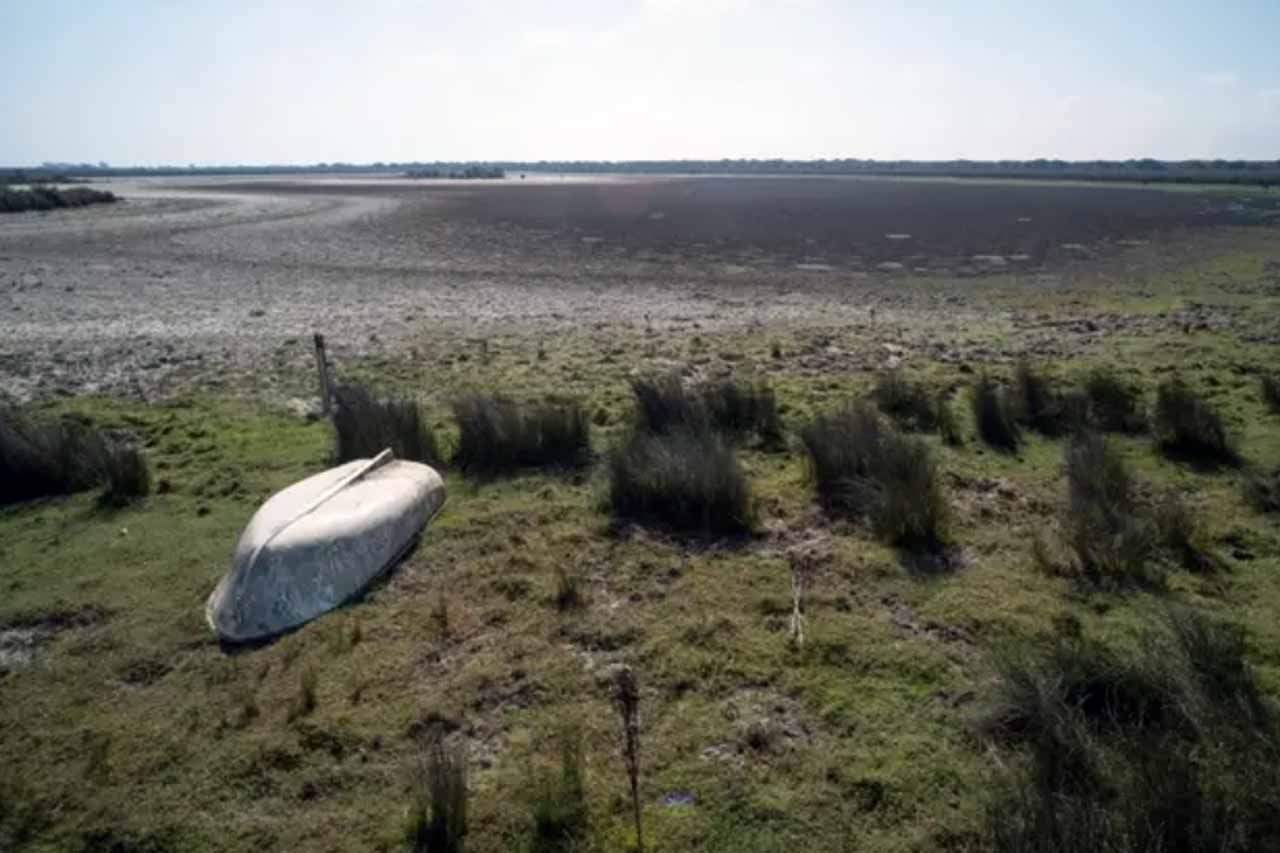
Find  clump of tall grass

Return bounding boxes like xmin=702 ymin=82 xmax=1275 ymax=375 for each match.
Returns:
xmin=870 ymin=371 xmax=939 ymax=432
xmin=99 ymin=443 xmax=151 ymax=507
xmin=452 ymin=395 xmax=590 ymax=475
xmin=606 ymin=430 xmax=754 ymax=538
xmin=0 ymin=409 xmax=149 ymax=506
xmin=800 ymin=402 xmax=950 ymax=551
xmin=406 ymin=736 xmax=468 ymax=853
xmin=980 ymin=607 xmax=1280 ymax=853
xmin=936 ymin=391 xmax=964 ymax=446
xmin=1061 ymin=432 xmax=1160 ymax=586
xmin=332 ymin=383 xmax=439 ymax=465
xmin=1261 ymin=373 xmax=1280 ymax=414
xmin=1047 ymin=433 xmax=1217 ymax=585
xmin=1082 ymin=367 xmax=1146 ymax=433
xmin=630 ymin=374 xmax=781 ymax=445
xmin=1244 ymin=466 xmax=1280 ymax=514
xmin=971 ymin=375 xmax=1021 ymax=451
xmin=1013 ymin=361 xmax=1085 ymax=436
xmin=1154 ymin=376 xmax=1238 ymax=466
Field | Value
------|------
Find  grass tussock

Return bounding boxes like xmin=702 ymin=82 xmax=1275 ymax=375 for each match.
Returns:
xmin=1049 ymin=433 xmax=1219 ymax=585
xmin=981 ymin=607 xmax=1280 ymax=853
xmin=1061 ymin=433 xmax=1159 ymax=586
xmin=98 ymin=443 xmax=151 ymax=507
xmin=407 ymin=737 xmax=468 ymax=853
xmin=1153 ymin=491 xmax=1216 ymax=572
xmin=971 ymin=376 xmax=1022 ymax=451
xmin=332 ymin=383 xmax=439 ymax=466
xmin=870 ymin=371 xmax=939 ymax=431
xmin=1244 ymin=466 xmax=1280 ymax=514
xmin=1082 ymin=367 xmax=1146 ymax=433
xmin=630 ymin=374 xmax=782 ymax=445
xmin=529 ymin=731 xmax=589 ymax=853
xmin=452 ymin=395 xmax=591 ymax=476
xmin=0 ymin=409 xmax=149 ymax=506
xmin=936 ymin=391 xmax=964 ymax=446
xmin=0 ymin=185 xmax=118 ymax=214
xmin=800 ymin=403 xmax=949 ymax=551
xmin=1013 ymin=361 xmax=1085 ymax=436
xmin=1261 ymin=373 xmax=1280 ymax=414
xmin=1154 ymin=376 xmax=1238 ymax=466
xmin=606 ymin=430 xmax=754 ymax=538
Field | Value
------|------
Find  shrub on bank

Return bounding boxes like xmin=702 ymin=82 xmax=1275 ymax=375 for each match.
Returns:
xmin=0 ymin=186 xmax=118 ymax=214
xmin=332 ymin=384 xmax=439 ymax=466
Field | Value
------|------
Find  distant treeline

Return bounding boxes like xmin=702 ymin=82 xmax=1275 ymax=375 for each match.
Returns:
xmin=0 ymin=186 xmax=119 ymax=214
xmin=405 ymin=166 xmax=505 ymax=180
xmin=0 ymin=170 xmax=85 ymax=186
xmin=6 ymin=159 xmax=1280 ymax=186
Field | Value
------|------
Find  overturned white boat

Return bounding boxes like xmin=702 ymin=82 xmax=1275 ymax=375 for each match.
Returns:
xmin=206 ymin=450 xmax=445 ymax=642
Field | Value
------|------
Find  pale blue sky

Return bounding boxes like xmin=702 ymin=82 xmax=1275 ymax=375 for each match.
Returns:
xmin=5 ymin=0 xmax=1278 ymax=165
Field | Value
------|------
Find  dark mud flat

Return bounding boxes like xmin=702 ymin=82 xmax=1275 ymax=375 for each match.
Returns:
xmin=393 ymin=175 xmax=1278 ymax=266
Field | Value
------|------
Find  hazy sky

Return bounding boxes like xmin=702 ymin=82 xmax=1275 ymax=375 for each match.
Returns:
xmin=5 ymin=0 xmax=1279 ymax=165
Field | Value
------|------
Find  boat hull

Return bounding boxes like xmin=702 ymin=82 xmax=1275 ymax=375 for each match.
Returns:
xmin=206 ymin=456 xmax=445 ymax=642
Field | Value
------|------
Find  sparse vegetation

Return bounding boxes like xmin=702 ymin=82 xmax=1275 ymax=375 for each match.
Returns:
xmin=1154 ymin=376 xmax=1238 ymax=465
xmin=452 ymin=395 xmax=591 ymax=475
xmin=288 ymin=666 xmax=318 ymax=721
xmin=981 ymin=607 xmax=1280 ymax=853
xmin=606 ymin=430 xmax=754 ymax=538
xmin=972 ymin=375 xmax=1022 ymax=451
xmin=529 ymin=730 xmax=589 ymax=853
xmin=332 ymin=383 xmax=439 ymax=465
xmin=1082 ymin=367 xmax=1146 ymax=433
xmin=609 ymin=666 xmax=644 ymax=853
xmin=407 ymin=736 xmax=469 ymax=853
xmin=553 ymin=566 xmax=583 ymax=611
xmin=800 ymin=403 xmax=950 ymax=551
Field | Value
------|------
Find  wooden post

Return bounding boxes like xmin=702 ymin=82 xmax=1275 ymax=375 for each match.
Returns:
xmin=313 ymin=333 xmax=331 ymax=416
